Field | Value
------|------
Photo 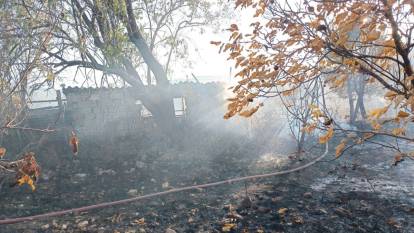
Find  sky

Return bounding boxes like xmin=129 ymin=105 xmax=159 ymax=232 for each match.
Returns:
xmin=173 ymin=7 xmax=255 ymax=84
xmin=177 ymin=28 xmax=234 ymax=83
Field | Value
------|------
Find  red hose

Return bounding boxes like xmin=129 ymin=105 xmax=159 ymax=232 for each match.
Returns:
xmin=0 ymin=143 xmax=328 ymax=225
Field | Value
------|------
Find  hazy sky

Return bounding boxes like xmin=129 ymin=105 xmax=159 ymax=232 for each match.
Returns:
xmin=170 ymin=7 xmax=255 ymax=84
xmin=176 ymin=28 xmax=233 ymax=83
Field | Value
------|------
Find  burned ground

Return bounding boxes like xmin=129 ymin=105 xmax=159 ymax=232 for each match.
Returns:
xmin=0 ymin=126 xmax=413 ymax=233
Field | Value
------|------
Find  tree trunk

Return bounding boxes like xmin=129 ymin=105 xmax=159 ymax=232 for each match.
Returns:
xmin=352 ymin=77 xmax=367 ymax=123
xmin=347 ymin=79 xmax=356 ymax=125
xmin=139 ymin=86 xmax=178 ymax=137
xmin=125 ymin=0 xmax=169 ymax=87
xmin=123 ymin=0 xmax=178 ymax=137
xmin=297 ymin=131 xmax=305 ymax=154
xmin=357 ymin=77 xmax=367 ymax=119
xmin=146 ymin=68 xmax=152 ymax=85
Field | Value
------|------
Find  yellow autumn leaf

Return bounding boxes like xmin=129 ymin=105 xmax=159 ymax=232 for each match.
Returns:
xmin=282 ymin=89 xmax=294 ymax=96
xmin=336 ymin=33 xmax=349 ymax=46
xmin=384 ymin=91 xmax=397 ymax=100
xmin=333 ymin=75 xmax=347 ymax=88
xmin=406 ymin=75 xmax=414 ymax=84
xmin=11 ymin=95 xmax=21 ymax=106
xmin=46 ymin=70 xmax=54 ymax=81
xmin=335 ymin=139 xmax=347 ymax=158
xmin=27 ymin=178 xmax=35 ymax=191
xmin=366 ymin=30 xmax=381 ymax=42
xmin=230 ymin=31 xmax=239 ymax=40
xmin=406 ymin=96 xmax=414 ymax=111
xmin=343 ymin=58 xmax=357 ymax=66
xmin=368 ymin=106 xmax=389 ymax=119
xmin=387 ymin=0 xmax=397 ymax=5
xmin=278 ymin=208 xmax=288 ymax=215
xmin=308 ymin=104 xmax=319 ymax=109
xmin=397 ymin=111 xmax=409 ymax=118
xmin=363 ymin=133 xmax=375 ymax=140
xmin=17 ymin=175 xmax=28 ymax=186
xmin=229 ymin=51 xmax=240 ymax=59
xmin=222 ymin=223 xmax=236 ymax=232
xmin=135 ymin=218 xmax=145 ymax=225
xmin=382 ymin=39 xmax=395 ymax=47
xmin=302 ymin=124 xmax=316 ymax=133
xmin=311 ymin=107 xmax=325 ymax=118
xmin=235 ymin=56 xmax=245 ymax=68
xmin=309 ymin=38 xmax=324 ymax=51
xmin=319 ymin=127 xmax=334 ymax=144
xmin=371 ymin=121 xmax=382 ymax=131
xmin=308 ymin=19 xmax=320 ymax=29
xmin=392 ymin=127 xmax=405 ymax=136
xmin=16 ymin=178 xmax=24 ymax=186
xmin=223 ymin=43 xmax=233 ymax=52
xmin=17 ymin=175 xmax=36 ymax=191
xmin=239 ymin=106 xmax=260 ymax=117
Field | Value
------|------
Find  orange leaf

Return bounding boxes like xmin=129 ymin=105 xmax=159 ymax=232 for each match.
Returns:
xmin=17 ymin=175 xmax=36 ymax=191
xmin=70 ymin=131 xmax=79 ymax=156
xmin=391 ymin=127 xmax=405 ymax=136
xmin=335 ymin=140 xmax=347 ymax=158
xmin=394 ymin=153 xmax=404 ymax=166
xmin=366 ymin=30 xmax=381 ymax=42
xmin=368 ymin=106 xmax=389 ymax=119
xmin=384 ymin=91 xmax=397 ymax=100
xmin=302 ymin=124 xmax=316 ymax=133
xmin=210 ymin=41 xmax=221 ymax=46
xmin=227 ymin=24 xmax=239 ymax=32
xmin=134 ymin=218 xmax=145 ymax=225
xmin=397 ymin=111 xmax=409 ymax=118
xmin=239 ymin=106 xmax=260 ymax=117
xmin=371 ymin=121 xmax=382 ymax=131
xmin=222 ymin=223 xmax=236 ymax=232
xmin=0 ymin=147 xmax=6 ymax=158
xmin=319 ymin=127 xmax=334 ymax=144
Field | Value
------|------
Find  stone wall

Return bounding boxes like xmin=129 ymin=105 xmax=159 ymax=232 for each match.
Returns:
xmin=62 ymin=82 xmax=226 ymax=136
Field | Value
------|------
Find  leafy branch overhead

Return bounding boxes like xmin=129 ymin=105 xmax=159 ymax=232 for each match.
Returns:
xmin=217 ymin=0 xmax=414 ymax=158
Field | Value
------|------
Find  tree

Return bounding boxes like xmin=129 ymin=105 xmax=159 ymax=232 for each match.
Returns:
xmin=218 ymin=0 xmax=414 ymax=159
xmin=10 ymin=0 xmax=227 ymax=134
xmin=0 ymin=1 xmax=50 ymax=191
xmin=11 ymin=0 xmax=174 ymax=132
xmin=1 ymin=0 xmax=52 ymax=128
xmin=346 ymin=74 xmax=368 ymax=125
xmin=139 ymin=0 xmax=227 ymax=84
xmin=0 ymin=0 xmax=57 ymax=136
xmin=283 ymin=78 xmax=322 ymax=154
